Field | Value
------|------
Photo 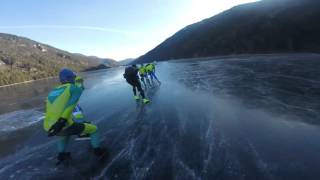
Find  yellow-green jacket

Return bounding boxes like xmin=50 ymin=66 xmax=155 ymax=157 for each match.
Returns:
xmin=139 ymin=66 xmax=147 ymax=75
xmin=44 ymin=83 xmax=83 ymax=131
xmin=145 ymin=63 xmax=155 ymax=73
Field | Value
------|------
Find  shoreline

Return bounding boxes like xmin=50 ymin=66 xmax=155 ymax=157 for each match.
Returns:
xmin=0 ymin=67 xmax=115 ymax=88
xmin=168 ymin=52 xmax=320 ymax=62
xmin=0 ymin=76 xmax=57 ymax=88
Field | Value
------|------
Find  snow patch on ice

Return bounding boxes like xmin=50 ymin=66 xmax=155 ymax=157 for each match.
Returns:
xmin=0 ymin=109 xmax=44 ymax=133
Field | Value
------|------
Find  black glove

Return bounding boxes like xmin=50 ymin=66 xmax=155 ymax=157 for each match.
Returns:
xmin=48 ymin=118 xmax=67 ymax=137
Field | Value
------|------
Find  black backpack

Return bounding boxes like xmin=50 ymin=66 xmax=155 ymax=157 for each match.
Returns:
xmin=124 ymin=66 xmax=137 ymax=79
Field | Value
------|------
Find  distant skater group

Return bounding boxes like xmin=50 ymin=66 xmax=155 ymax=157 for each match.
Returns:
xmin=137 ymin=63 xmax=161 ymax=88
xmin=123 ymin=62 xmax=161 ymax=104
xmin=43 ymin=61 xmax=161 ymax=165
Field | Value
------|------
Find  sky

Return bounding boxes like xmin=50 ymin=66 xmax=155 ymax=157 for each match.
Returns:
xmin=0 ymin=0 xmax=259 ymax=60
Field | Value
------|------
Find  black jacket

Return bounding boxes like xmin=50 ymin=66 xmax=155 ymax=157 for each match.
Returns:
xmin=123 ymin=66 xmax=138 ymax=80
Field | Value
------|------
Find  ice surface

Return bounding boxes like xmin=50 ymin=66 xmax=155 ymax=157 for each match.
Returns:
xmin=0 ymin=54 xmax=320 ymax=180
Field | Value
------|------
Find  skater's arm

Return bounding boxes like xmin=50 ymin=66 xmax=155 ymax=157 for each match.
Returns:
xmin=75 ymin=76 xmax=85 ymax=90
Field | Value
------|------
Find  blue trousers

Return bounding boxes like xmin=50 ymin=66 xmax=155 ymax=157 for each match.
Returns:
xmin=148 ymin=72 xmax=159 ymax=81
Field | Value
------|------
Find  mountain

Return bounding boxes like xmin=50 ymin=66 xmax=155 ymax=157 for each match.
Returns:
xmin=0 ymin=33 xmax=118 ymax=86
xmin=134 ymin=0 xmax=320 ymax=63
xmin=101 ymin=58 xmax=118 ymax=67
xmin=84 ymin=64 xmax=111 ymax=71
xmin=119 ymin=58 xmax=135 ymax=66
xmin=84 ymin=58 xmax=119 ymax=71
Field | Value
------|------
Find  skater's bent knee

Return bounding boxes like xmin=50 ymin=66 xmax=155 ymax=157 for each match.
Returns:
xmin=83 ymin=123 xmax=97 ymax=134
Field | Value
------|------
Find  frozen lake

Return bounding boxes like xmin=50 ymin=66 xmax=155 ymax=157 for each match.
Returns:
xmin=0 ymin=54 xmax=320 ymax=180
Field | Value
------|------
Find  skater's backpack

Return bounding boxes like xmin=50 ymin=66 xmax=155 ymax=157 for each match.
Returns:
xmin=124 ymin=66 xmax=137 ymax=79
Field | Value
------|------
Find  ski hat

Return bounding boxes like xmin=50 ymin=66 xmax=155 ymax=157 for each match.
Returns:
xmin=59 ymin=68 xmax=76 ymax=84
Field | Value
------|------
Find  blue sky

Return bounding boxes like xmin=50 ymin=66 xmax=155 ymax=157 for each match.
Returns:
xmin=0 ymin=0 xmax=258 ymax=60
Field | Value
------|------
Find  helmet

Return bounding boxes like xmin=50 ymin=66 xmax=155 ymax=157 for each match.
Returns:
xmin=59 ymin=68 xmax=76 ymax=84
